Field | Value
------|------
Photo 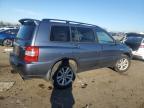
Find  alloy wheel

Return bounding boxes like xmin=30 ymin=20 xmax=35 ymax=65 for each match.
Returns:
xmin=56 ymin=66 xmax=73 ymax=86
xmin=116 ymin=58 xmax=129 ymax=71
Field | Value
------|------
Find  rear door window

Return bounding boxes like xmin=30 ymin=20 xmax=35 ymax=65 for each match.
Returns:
xmin=71 ymin=27 xmax=95 ymax=42
xmin=17 ymin=25 xmax=35 ymax=40
xmin=50 ymin=26 xmax=70 ymax=42
xmin=71 ymin=27 xmax=79 ymax=42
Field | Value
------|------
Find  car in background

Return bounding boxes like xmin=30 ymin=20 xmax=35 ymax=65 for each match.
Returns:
xmin=124 ymin=33 xmax=144 ymax=60
xmin=0 ymin=26 xmax=19 ymax=31
xmin=0 ymin=28 xmax=19 ymax=46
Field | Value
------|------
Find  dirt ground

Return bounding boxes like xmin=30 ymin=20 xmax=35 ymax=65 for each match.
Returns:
xmin=0 ymin=46 xmax=144 ymax=108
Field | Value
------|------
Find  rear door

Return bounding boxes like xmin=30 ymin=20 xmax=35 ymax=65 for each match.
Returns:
xmin=71 ymin=26 xmax=101 ymax=70
xmin=95 ymin=29 xmax=120 ymax=67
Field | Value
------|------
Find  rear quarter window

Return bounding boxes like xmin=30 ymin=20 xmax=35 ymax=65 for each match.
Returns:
xmin=17 ymin=25 xmax=35 ymax=40
xmin=50 ymin=26 xmax=70 ymax=42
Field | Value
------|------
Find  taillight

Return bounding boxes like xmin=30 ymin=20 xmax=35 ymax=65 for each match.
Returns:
xmin=140 ymin=45 xmax=144 ymax=48
xmin=24 ymin=46 xmax=39 ymax=63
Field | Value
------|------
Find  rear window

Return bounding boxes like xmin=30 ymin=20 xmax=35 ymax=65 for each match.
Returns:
xmin=17 ymin=25 xmax=35 ymax=40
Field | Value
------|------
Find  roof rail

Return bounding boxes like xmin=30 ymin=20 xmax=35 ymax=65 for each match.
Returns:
xmin=19 ymin=19 xmax=40 ymax=25
xmin=42 ymin=19 xmax=97 ymax=27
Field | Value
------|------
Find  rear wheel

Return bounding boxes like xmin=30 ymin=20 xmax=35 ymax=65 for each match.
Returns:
xmin=3 ymin=39 xmax=13 ymax=47
xmin=114 ymin=55 xmax=131 ymax=73
xmin=52 ymin=64 xmax=75 ymax=89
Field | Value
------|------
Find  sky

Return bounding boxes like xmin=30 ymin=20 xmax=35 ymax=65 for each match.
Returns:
xmin=0 ymin=0 xmax=144 ymax=32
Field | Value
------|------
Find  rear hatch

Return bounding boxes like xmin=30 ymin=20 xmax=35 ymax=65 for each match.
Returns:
xmin=13 ymin=19 xmax=39 ymax=60
xmin=125 ymin=37 xmax=143 ymax=51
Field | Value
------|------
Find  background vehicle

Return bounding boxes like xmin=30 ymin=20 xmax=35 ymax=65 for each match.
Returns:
xmin=10 ymin=19 xmax=132 ymax=89
xmin=125 ymin=33 xmax=144 ymax=60
xmin=0 ymin=26 xmax=19 ymax=31
xmin=0 ymin=28 xmax=19 ymax=46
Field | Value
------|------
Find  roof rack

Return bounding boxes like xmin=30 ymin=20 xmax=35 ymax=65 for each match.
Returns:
xmin=42 ymin=19 xmax=97 ymax=27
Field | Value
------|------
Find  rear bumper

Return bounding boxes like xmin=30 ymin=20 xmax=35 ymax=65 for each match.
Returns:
xmin=9 ymin=53 xmax=53 ymax=79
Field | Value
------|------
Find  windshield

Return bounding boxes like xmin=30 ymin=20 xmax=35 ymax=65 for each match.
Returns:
xmin=17 ymin=25 xmax=35 ymax=40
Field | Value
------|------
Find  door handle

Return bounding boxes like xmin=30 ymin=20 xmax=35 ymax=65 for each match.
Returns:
xmin=73 ymin=44 xmax=80 ymax=48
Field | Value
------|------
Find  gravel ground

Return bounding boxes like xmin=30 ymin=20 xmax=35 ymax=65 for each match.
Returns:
xmin=0 ymin=46 xmax=144 ymax=108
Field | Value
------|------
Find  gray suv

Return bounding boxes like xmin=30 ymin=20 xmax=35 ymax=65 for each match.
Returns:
xmin=10 ymin=19 xmax=132 ymax=88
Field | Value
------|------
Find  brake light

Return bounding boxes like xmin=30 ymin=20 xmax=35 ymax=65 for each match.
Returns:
xmin=140 ymin=45 xmax=144 ymax=48
xmin=24 ymin=46 xmax=39 ymax=63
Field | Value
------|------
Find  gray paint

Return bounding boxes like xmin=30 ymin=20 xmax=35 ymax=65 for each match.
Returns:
xmin=10 ymin=19 xmax=132 ymax=80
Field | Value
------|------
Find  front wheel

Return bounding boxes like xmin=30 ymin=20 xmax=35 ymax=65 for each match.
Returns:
xmin=114 ymin=55 xmax=131 ymax=73
xmin=52 ymin=64 xmax=75 ymax=89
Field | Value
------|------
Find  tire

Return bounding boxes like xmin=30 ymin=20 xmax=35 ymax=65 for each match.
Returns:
xmin=114 ymin=54 xmax=131 ymax=73
xmin=52 ymin=63 xmax=75 ymax=89
xmin=3 ymin=39 xmax=13 ymax=47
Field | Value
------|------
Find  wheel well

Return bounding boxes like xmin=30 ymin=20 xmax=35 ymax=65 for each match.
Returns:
xmin=61 ymin=58 xmax=70 ymax=65
xmin=57 ymin=58 xmax=78 ymax=67
xmin=47 ymin=58 xmax=78 ymax=81
xmin=123 ymin=53 xmax=131 ymax=58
